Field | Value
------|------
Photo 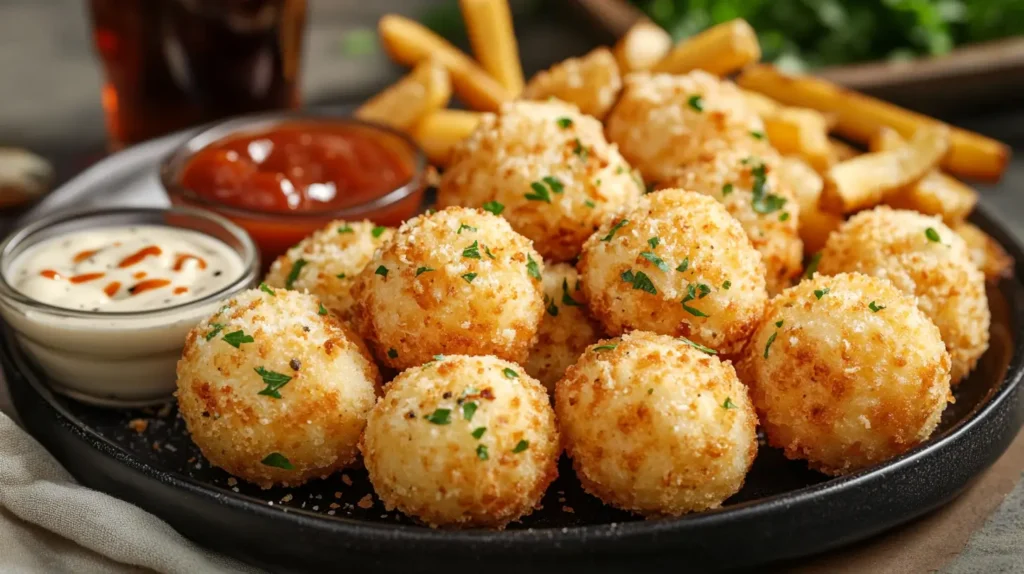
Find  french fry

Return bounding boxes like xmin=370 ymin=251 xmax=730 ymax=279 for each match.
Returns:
xmin=460 ymin=0 xmax=524 ymax=96
xmin=377 ymin=14 xmax=511 ymax=112
xmin=355 ymin=59 xmax=451 ymax=130
xmin=800 ymin=206 xmax=844 ymax=256
xmin=870 ymin=127 xmax=978 ymax=224
xmin=651 ymin=19 xmax=761 ymax=77
xmin=737 ymin=64 xmax=1011 ymax=182
xmin=820 ymin=124 xmax=950 ymax=214
xmin=522 ymin=47 xmax=622 ymax=120
xmin=829 ymin=137 xmax=861 ymax=161
xmin=763 ymin=107 xmax=835 ymax=174
xmin=740 ymin=88 xmax=781 ymax=118
xmin=410 ymin=109 xmax=484 ymax=168
xmin=954 ymin=221 xmax=1014 ymax=282
xmin=778 ymin=156 xmax=824 ymax=215
xmin=613 ymin=20 xmax=673 ymax=73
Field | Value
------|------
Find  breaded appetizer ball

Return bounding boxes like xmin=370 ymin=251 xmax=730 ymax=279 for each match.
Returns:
xmin=361 ymin=355 xmax=559 ymax=528
xmin=351 ymin=207 xmax=545 ymax=370
xmin=578 ymin=189 xmax=768 ymax=355
xmin=606 ymin=70 xmax=767 ymax=183
xmin=662 ymin=148 xmax=802 ymax=294
xmin=438 ymin=100 xmax=644 ymax=262
xmin=524 ymin=263 xmax=603 ymax=393
xmin=264 ymin=220 xmax=394 ymax=321
xmin=818 ymin=207 xmax=989 ymax=384
xmin=176 ymin=287 xmax=381 ymax=488
xmin=521 ymin=47 xmax=623 ymax=120
xmin=742 ymin=273 xmax=952 ymax=475
xmin=555 ymin=331 xmax=758 ymax=516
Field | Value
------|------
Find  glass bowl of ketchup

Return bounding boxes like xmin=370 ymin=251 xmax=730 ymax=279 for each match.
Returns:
xmin=161 ymin=112 xmax=428 ymax=263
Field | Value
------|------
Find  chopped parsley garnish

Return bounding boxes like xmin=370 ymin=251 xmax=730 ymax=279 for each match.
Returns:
xmin=602 ymin=219 xmax=629 ymax=242
xmin=681 ymin=284 xmax=709 ymax=317
xmin=543 ymin=176 xmax=564 ymax=194
xmin=484 ymin=245 xmax=496 ymax=259
xmin=545 ymin=294 xmax=559 ymax=316
xmin=750 ymin=130 xmax=765 ymax=140
xmin=556 ymin=117 xmax=573 ymax=128
xmin=457 ymin=223 xmax=478 ymax=234
xmin=696 ymin=283 xmax=711 ymax=298
xmin=573 ymin=139 xmax=589 ymax=162
xmin=462 ymin=240 xmax=481 ymax=259
xmin=775 ymin=320 xmax=784 ymax=328
xmin=285 ymin=259 xmax=308 ymax=289
xmin=676 ymin=258 xmax=689 ymax=273
xmin=205 ymin=323 xmax=225 ymax=341
xmin=482 ymin=201 xmax=505 ymax=215
xmin=222 ymin=330 xmax=254 ymax=348
xmin=722 ymin=280 xmax=732 ymax=290
xmin=869 ymin=301 xmax=886 ymax=312
xmin=687 ymin=94 xmax=704 ymax=112
xmin=764 ymin=331 xmax=778 ymax=359
xmin=779 ymin=212 xmax=790 ymax=222
xmin=336 ymin=273 xmax=346 ymax=279
xmin=584 ymin=200 xmax=596 ymax=208
xmin=814 ymin=287 xmax=830 ymax=300
xmin=562 ymin=279 xmax=582 ymax=306
xmin=925 ymin=227 xmax=941 ymax=242
xmin=375 ymin=265 xmax=389 ymax=277
xmin=525 ymin=181 xmax=552 ymax=203
xmin=472 ymin=427 xmax=487 ymax=439
xmin=261 ymin=452 xmax=294 ymax=470
xmin=748 ymin=159 xmax=787 ymax=215
xmin=593 ymin=344 xmax=617 ymax=352
xmin=372 ymin=225 xmax=387 ymax=238
xmin=416 ymin=266 xmax=434 ymax=276
xmin=616 ymin=165 xmax=625 ymax=174
xmin=804 ymin=253 xmax=822 ymax=278
xmin=462 ymin=272 xmax=478 ymax=283
xmin=648 ymin=237 xmax=660 ymax=249
xmin=640 ymin=251 xmax=669 ymax=272
xmin=512 ymin=440 xmax=530 ymax=453
xmin=337 ymin=224 xmax=354 ymax=234
xmin=648 ymin=388 xmax=654 ymax=395
xmin=318 ymin=302 xmax=328 ymax=316
xmin=433 ymin=354 xmax=446 ymax=361
xmin=723 ymin=397 xmax=737 ymax=409
xmin=476 ymin=444 xmax=489 ymax=460
xmin=259 ymin=282 xmax=276 ymax=296
xmin=255 ymin=367 xmax=292 ymax=399
xmin=679 ymin=336 xmax=717 ymax=355
xmin=387 ymin=348 xmax=398 ymax=359
xmin=425 ymin=408 xmax=452 ymax=425
xmin=722 ymin=183 xmax=734 ymax=196
xmin=526 ymin=255 xmax=541 ymax=280
xmin=623 ymin=270 xmax=657 ymax=294
xmin=462 ymin=401 xmax=478 ymax=421
xmin=503 ymin=368 xmax=519 ymax=379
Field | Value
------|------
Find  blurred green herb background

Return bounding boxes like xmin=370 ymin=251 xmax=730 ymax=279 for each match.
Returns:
xmin=631 ymin=0 xmax=1024 ymax=70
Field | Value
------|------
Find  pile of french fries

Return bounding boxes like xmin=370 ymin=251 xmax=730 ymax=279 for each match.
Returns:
xmin=355 ymin=1 xmax=1013 ymax=282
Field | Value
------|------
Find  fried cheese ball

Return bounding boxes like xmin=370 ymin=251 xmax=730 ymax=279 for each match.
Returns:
xmin=524 ymin=263 xmax=603 ymax=393
xmin=264 ymin=220 xmax=395 ymax=321
xmin=818 ymin=207 xmax=990 ymax=384
xmin=351 ymin=207 xmax=545 ymax=370
xmin=606 ymin=70 xmax=768 ymax=183
xmin=361 ymin=355 xmax=559 ymax=528
xmin=176 ymin=287 xmax=381 ymax=488
xmin=578 ymin=189 xmax=768 ymax=355
xmin=742 ymin=273 xmax=952 ymax=475
xmin=662 ymin=148 xmax=802 ymax=294
xmin=438 ymin=100 xmax=644 ymax=262
xmin=521 ymin=47 xmax=623 ymax=120
xmin=555 ymin=331 xmax=758 ymax=516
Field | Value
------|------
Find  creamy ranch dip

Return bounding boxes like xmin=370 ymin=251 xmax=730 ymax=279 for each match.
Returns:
xmin=8 ymin=225 xmax=244 ymax=312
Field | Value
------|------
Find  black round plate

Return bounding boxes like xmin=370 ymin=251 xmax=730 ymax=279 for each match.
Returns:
xmin=8 ymin=207 xmax=1024 ymax=573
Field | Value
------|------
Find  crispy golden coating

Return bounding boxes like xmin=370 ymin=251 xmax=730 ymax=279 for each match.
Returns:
xmin=578 ymin=189 xmax=768 ymax=355
xmin=438 ymin=100 xmax=643 ymax=262
xmin=351 ymin=207 xmax=545 ymax=370
xmin=264 ymin=220 xmax=394 ymax=322
xmin=361 ymin=355 xmax=559 ymax=528
xmin=176 ymin=288 xmax=381 ymax=488
xmin=524 ymin=263 xmax=604 ymax=393
xmin=818 ymin=207 xmax=989 ymax=384
xmin=521 ymin=47 xmax=623 ymax=120
xmin=741 ymin=273 xmax=952 ymax=475
xmin=662 ymin=148 xmax=802 ymax=295
xmin=555 ymin=331 xmax=758 ymax=516
xmin=605 ymin=71 xmax=767 ymax=183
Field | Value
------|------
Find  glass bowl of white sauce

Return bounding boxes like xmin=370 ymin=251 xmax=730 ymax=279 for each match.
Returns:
xmin=0 ymin=207 xmax=258 ymax=406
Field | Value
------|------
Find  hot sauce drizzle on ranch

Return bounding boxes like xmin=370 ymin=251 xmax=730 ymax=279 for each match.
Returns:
xmin=9 ymin=225 xmax=243 ymax=312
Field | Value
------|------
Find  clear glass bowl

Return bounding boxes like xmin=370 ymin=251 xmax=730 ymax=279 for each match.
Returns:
xmin=0 ymin=207 xmax=258 ymax=406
